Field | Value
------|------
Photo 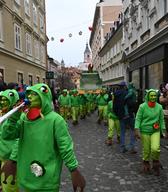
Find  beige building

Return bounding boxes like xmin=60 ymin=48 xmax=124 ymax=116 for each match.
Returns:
xmin=0 ymin=0 xmax=47 ymax=85
xmin=89 ymin=0 xmax=122 ymax=78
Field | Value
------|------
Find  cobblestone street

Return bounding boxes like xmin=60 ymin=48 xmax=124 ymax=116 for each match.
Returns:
xmin=59 ymin=111 xmax=168 ymax=192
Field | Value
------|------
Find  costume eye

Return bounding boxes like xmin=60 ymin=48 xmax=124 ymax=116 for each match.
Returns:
xmin=40 ymin=86 xmax=48 ymax=93
xmin=8 ymin=92 xmax=14 ymax=97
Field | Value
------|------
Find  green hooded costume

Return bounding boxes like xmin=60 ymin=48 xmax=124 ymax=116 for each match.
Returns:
xmin=0 ymin=89 xmax=20 ymax=192
xmin=2 ymin=84 xmax=78 ymax=192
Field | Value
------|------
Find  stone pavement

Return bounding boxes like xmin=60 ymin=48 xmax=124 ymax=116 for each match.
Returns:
xmin=60 ymin=112 xmax=168 ymax=192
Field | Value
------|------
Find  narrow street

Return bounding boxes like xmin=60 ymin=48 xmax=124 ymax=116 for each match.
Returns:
xmin=60 ymin=111 xmax=168 ymax=192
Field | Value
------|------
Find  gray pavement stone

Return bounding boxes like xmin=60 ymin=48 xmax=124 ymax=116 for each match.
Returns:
xmin=60 ymin=112 xmax=168 ymax=192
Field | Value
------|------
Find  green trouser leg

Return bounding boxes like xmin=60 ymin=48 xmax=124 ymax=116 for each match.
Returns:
xmin=72 ymin=107 xmax=79 ymax=122
xmin=141 ymin=131 xmax=160 ymax=161
xmin=98 ymin=106 xmax=104 ymax=120
xmin=108 ymin=118 xmax=120 ymax=138
xmin=103 ymin=105 xmax=108 ymax=122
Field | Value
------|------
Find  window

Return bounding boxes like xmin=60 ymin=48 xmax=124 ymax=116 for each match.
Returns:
xmin=28 ymin=74 xmax=33 ymax=85
xmin=26 ymin=33 xmax=32 ymax=55
xmin=0 ymin=10 xmax=3 ymax=41
xmin=40 ymin=43 xmax=45 ymax=63
xmin=14 ymin=24 xmax=22 ymax=50
xmin=33 ymin=4 xmax=38 ymax=26
xmin=18 ymin=72 xmax=23 ymax=84
xmin=24 ymin=0 xmax=30 ymax=16
xmin=39 ymin=12 xmax=44 ymax=32
xmin=34 ymin=39 xmax=39 ymax=59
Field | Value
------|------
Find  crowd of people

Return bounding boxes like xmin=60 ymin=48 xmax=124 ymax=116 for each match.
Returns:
xmin=0 ymin=82 xmax=85 ymax=192
xmin=56 ymin=81 xmax=168 ymax=177
xmin=0 ymin=79 xmax=168 ymax=191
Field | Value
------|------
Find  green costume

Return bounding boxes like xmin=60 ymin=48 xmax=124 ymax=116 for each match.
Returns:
xmin=135 ymin=89 xmax=165 ymax=175
xmin=70 ymin=89 xmax=80 ymax=125
xmin=58 ymin=89 xmax=71 ymax=120
xmin=96 ymin=89 xmax=109 ymax=124
xmin=2 ymin=84 xmax=78 ymax=192
xmin=0 ymin=89 xmax=20 ymax=192
xmin=106 ymin=99 xmax=120 ymax=145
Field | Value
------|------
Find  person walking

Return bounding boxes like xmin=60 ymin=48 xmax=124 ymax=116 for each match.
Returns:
xmin=113 ymin=82 xmax=137 ymax=153
xmin=135 ymin=89 xmax=166 ymax=176
xmin=105 ymin=92 xmax=120 ymax=146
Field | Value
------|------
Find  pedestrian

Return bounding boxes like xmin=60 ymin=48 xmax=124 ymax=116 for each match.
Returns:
xmin=134 ymin=89 xmax=166 ymax=176
xmin=105 ymin=92 xmax=120 ymax=146
xmin=2 ymin=83 xmax=85 ymax=192
xmin=0 ymin=89 xmax=21 ymax=192
xmin=113 ymin=81 xmax=137 ymax=153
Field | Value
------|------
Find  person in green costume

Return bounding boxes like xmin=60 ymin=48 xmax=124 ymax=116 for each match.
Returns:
xmin=58 ymin=89 xmax=71 ymax=120
xmin=135 ymin=89 xmax=166 ymax=176
xmin=0 ymin=89 xmax=20 ymax=192
xmin=105 ymin=93 xmax=120 ymax=146
xmin=2 ymin=84 xmax=85 ymax=192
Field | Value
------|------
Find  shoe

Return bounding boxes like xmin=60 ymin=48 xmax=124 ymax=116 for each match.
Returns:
xmin=121 ymin=148 xmax=128 ymax=153
xmin=130 ymin=149 xmax=137 ymax=154
xmin=105 ymin=139 xmax=112 ymax=146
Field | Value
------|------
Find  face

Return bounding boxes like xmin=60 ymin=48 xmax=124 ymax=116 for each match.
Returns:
xmin=148 ymin=91 xmax=157 ymax=102
xmin=27 ymin=91 xmax=41 ymax=108
xmin=0 ymin=96 xmax=10 ymax=112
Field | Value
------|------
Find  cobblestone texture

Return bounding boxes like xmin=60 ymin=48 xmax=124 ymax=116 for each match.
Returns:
xmin=60 ymin=112 xmax=168 ymax=192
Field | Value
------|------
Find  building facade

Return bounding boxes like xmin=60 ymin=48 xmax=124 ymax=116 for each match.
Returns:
xmin=0 ymin=0 xmax=47 ymax=85
xmin=99 ymin=19 xmax=125 ymax=87
xmin=89 ymin=0 xmax=122 ymax=78
xmin=123 ymin=0 xmax=168 ymax=95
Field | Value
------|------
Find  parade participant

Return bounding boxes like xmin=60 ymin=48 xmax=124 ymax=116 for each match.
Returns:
xmin=0 ymin=89 xmax=20 ymax=192
xmin=96 ymin=88 xmax=109 ymax=125
xmin=105 ymin=93 xmax=120 ymax=146
xmin=70 ymin=89 xmax=80 ymax=125
xmin=58 ymin=89 xmax=71 ymax=120
xmin=2 ymin=83 xmax=85 ymax=192
xmin=113 ymin=82 xmax=137 ymax=153
xmin=135 ymin=89 xmax=166 ymax=176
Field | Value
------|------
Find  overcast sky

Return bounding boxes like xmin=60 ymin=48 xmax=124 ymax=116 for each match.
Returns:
xmin=46 ymin=0 xmax=99 ymax=67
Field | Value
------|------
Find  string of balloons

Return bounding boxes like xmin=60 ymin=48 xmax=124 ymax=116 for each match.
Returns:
xmin=50 ymin=26 xmax=93 ymax=43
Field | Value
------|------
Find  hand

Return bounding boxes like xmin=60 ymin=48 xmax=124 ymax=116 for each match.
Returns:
xmin=1 ymin=160 xmax=17 ymax=185
xmin=71 ymin=168 xmax=86 ymax=192
xmin=134 ymin=129 xmax=141 ymax=140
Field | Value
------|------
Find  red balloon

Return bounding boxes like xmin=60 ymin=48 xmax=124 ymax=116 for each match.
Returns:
xmin=60 ymin=38 xmax=64 ymax=43
xmin=88 ymin=26 xmax=93 ymax=31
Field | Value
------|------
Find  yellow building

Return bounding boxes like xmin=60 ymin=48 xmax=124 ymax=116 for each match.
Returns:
xmin=0 ymin=0 xmax=47 ymax=85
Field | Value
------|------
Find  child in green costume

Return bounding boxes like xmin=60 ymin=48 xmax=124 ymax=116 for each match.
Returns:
xmin=2 ymin=84 xmax=85 ymax=192
xmin=135 ymin=89 xmax=166 ymax=176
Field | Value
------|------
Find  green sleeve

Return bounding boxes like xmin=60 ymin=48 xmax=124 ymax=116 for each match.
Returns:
xmin=2 ymin=113 xmax=22 ymax=140
xmin=54 ymin=117 xmax=78 ymax=171
xmin=135 ymin=104 xmax=143 ymax=129
xmin=9 ymin=139 xmax=19 ymax=161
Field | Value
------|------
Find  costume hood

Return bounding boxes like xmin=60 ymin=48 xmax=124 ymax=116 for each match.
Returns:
xmin=144 ymin=89 xmax=158 ymax=102
xmin=0 ymin=89 xmax=19 ymax=109
xmin=26 ymin=84 xmax=52 ymax=115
